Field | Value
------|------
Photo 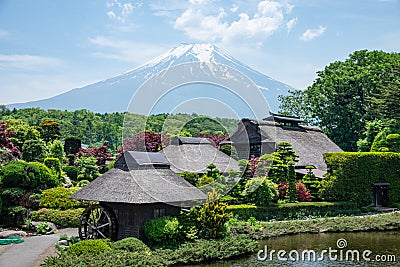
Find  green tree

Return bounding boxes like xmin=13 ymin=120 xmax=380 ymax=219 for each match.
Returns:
xmin=76 ymin=156 xmax=100 ymax=181
xmin=40 ymin=119 xmax=61 ymax=142
xmin=279 ymin=50 xmax=400 ymax=151
xmin=242 ymin=177 xmax=278 ymax=206
xmin=46 ymin=139 xmax=66 ymax=164
xmin=21 ymin=139 xmax=47 ymax=162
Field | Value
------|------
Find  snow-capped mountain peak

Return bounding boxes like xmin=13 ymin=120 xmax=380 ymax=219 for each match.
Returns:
xmin=8 ymin=43 xmax=295 ymax=116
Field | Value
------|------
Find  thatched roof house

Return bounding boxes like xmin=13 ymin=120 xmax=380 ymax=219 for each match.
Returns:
xmin=71 ymin=151 xmax=206 ymax=240
xmin=160 ymin=136 xmax=240 ymax=174
xmin=221 ymin=114 xmax=342 ymax=173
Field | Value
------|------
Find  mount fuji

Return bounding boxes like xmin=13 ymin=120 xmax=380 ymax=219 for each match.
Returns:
xmin=7 ymin=43 xmax=295 ymax=118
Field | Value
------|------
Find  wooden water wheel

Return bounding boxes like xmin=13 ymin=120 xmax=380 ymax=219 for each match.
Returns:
xmin=78 ymin=204 xmax=118 ymax=240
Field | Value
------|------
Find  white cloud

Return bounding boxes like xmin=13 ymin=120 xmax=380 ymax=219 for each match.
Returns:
xmin=88 ymin=36 xmax=170 ymax=64
xmin=174 ymin=0 xmax=293 ymax=45
xmin=106 ymin=0 xmax=142 ymax=22
xmin=286 ymin=17 xmax=297 ymax=32
xmin=300 ymin=26 xmax=327 ymax=41
xmin=230 ymin=4 xmax=238 ymax=13
xmin=0 ymin=54 xmax=63 ymax=71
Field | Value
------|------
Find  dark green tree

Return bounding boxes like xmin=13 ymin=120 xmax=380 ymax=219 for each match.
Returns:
xmin=279 ymin=50 xmax=400 ymax=151
xmin=21 ymin=139 xmax=47 ymax=162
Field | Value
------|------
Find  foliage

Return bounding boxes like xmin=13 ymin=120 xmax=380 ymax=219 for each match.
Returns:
xmin=0 ymin=161 xmax=58 ymax=189
xmin=76 ymin=180 xmax=90 ymax=187
xmin=230 ymin=211 xmax=400 ymax=240
xmin=62 ymin=165 xmax=79 ymax=181
xmin=0 ymin=121 xmax=21 ymax=158
xmin=44 ymin=157 xmax=62 ymax=180
xmin=36 ymin=222 xmax=51 ymax=234
xmin=266 ymin=142 xmax=299 ymax=202
xmin=21 ymin=139 xmax=47 ymax=162
xmin=67 ymin=239 xmax=111 ymax=256
xmin=4 ymin=119 xmax=41 ymax=151
xmin=277 ymin=182 xmax=312 ymax=202
xmin=368 ymin=63 xmax=400 ymax=120
xmin=178 ymin=171 xmax=199 ymax=186
xmin=219 ymin=144 xmax=238 ymax=160
xmin=46 ymin=140 xmax=65 ymax=164
xmin=43 ymin=234 xmax=258 ymax=267
xmin=242 ymin=177 xmax=278 ymax=206
xmin=191 ymin=189 xmax=232 ymax=239
xmin=39 ymin=187 xmax=82 ymax=210
xmin=111 ymin=237 xmax=151 ymax=254
xmin=155 ymin=234 xmax=258 ymax=265
xmin=30 ymin=208 xmax=84 ymax=228
xmin=123 ymin=130 xmax=169 ymax=152
xmin=40 ymin=119 xmax=61 ymax=142
xmin=226 ymin=202 xmax=360 ymax=221
xmin=64 ymin=136 xmax=81 ymax=155
xmin=319 ymin=152 xmax=400 ymax=206
xmin=75 ymin=156 xmax=100 ymax=181
xmin=279 ymin=50 xmax=400 ymax=151
xmin=76 ymin=144 xmax=112 ymax=172
xmin=143 ymin=216 xmax=181 ymax=244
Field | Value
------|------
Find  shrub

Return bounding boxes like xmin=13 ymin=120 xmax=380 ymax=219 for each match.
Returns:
xmin=44 ymin=158 xmax=61 ymax=177
xmin=67 ymin=239 xmax=111 ymax=256
xmin=156 ymin=234 xmax=258 ymax=265
xmin=191 ymin=189 xmax=232 ymax=239
xmin=1 ymin=187 xmax=24 ymax=207
xmin=76 ymin=180 xmax=90 ymax=187
xmin=111 ymin=237 xmax=151 ymax=254
xmin=30 ymin=208 xmax=84 ymax=228
xmin=320 ymin=152 xmax=400 ymax=206
xmin=39 ymin=187 xmax=82 ymax=210
xmin=1 ymin=161 xmax=59 ymax=190
xmin=226 ymin=202 xmax=360 ymax=221
xmin=178 ymin=171 xmax=199 ymax=186
xmin=242 ymin=177 xmax=278 ymax=206
xmin=36 ymin=222 xmax=50 ymax=234
xmin=62 ymin=165 xmax=79 ymax=181
xmin=143 ymin=216 xmax=180 ymax=244
xmin=21 ymin=139 xmax=47 ymax=162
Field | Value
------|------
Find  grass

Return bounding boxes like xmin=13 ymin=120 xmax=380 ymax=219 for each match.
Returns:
xmin=229 ymin=211 xmax=400 ymax=240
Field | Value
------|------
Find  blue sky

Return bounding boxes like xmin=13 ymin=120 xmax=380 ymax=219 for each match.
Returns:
xmin=0 ymin=0 xmax=399 ymax=105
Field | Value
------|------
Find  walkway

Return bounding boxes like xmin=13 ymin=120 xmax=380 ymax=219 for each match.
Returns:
xmin=0 ymin=228 xmax=77 ymax=267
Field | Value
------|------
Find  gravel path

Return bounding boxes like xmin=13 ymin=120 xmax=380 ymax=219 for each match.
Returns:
xmin=0 ymin=228 xmax=78 ymax=267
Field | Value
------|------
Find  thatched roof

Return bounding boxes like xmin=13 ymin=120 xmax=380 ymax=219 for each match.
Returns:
xmin=161 ymin=137 xmax=240 ymax=174
xmin=222 ymin=115 xmax=342 ymax=171
xmin=71 ymin=151 xmax=206 ymax=205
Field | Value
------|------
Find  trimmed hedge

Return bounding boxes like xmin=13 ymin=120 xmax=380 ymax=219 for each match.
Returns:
xmin=30 ymin=208 xmax=84 ymax=228
xmin=320 ymin=152 xmax=400 ymax=206
xmin=111 ymin=237 xmax=151 ymax=254
xmin=226 ymin=202 xmax=359 ymax=221
xmin=39 ymin=187 xmax=82 ymax=210
xmin=67 ymin=239 xmax=111 ymax=256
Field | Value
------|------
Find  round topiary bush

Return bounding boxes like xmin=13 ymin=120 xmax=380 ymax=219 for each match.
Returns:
xmin=62 ymin=165 xmax=79 ymax=181
xmin=111 ymin=237 xmax=151 ymax=254
xmin=66 ymin=239 xmax=111 ymax=256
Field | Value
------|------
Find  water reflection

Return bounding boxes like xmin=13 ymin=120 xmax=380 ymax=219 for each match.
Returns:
xmin=194 ymin=231 xmax=400 ymax=266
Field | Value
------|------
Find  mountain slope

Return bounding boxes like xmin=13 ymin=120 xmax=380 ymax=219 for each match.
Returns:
xmin=7 ymin=43 xmax=294 ymax=117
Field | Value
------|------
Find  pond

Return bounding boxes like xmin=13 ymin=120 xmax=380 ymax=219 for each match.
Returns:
xmin=195 ymin=231 xmax=400 ymax=266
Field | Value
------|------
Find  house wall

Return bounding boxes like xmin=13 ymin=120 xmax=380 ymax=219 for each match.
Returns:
xmin=104 ymin=202 xmax=181 ymax=240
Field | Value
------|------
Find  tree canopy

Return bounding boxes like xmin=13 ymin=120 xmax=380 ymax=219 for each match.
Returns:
xmin=279 ymin=50 xmax=400 ymax=151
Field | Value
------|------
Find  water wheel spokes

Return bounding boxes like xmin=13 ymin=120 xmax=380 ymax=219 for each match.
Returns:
xmin=79 ymin=204 xmax=117 ymax=240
